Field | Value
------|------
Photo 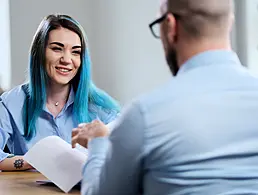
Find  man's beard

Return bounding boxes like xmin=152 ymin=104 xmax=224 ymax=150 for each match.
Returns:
xmin=166 ymin=45 xmax=179 ymax=76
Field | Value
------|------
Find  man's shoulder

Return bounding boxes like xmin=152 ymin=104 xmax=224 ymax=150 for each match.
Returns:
xmin=136 ymin=78 xmax=179 ymax=112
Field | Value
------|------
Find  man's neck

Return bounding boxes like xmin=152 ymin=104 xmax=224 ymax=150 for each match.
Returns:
xmin=177 ymin=38 xmax=232 ymax=68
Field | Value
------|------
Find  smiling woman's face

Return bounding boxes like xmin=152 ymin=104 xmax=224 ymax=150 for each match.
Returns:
xmin=45 ymin=27 xmax=82 ymax=86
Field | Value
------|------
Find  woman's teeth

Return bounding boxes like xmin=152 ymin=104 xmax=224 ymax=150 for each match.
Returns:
xmin=57 ymin=68 xmax=71 ymax=72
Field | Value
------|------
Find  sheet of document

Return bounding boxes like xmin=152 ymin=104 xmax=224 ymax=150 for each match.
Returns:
xmin=24 ymin=136 xmax=88 ymax=193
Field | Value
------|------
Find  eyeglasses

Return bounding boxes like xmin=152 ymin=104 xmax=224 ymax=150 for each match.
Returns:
xmin=149 ymin=13 xmax=180 ymax=39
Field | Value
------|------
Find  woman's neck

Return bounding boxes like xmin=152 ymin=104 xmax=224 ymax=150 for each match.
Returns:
xmin=46 ymin=82 xmax=70 ymax=107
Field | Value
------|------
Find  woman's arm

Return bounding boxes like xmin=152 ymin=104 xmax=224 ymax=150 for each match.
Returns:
xmin=0 ymin=100 xmax=33 ymax=171
xmin=0 ymin=155 xmax=33 ymax=171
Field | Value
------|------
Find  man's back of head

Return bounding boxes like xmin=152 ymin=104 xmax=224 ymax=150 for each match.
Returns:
xmin=155 ymin=0 xmax=234 ymax=75
xmin=166 ymin=0 xmax=234 ymax=38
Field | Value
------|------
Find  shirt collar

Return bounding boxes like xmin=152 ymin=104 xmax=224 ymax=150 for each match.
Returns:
xmin=177 ymin=50 xmax=241 ymax=75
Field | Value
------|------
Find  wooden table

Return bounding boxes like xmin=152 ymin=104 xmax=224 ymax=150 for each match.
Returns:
xmin=0 ymin=171 xmax=80 ymax=195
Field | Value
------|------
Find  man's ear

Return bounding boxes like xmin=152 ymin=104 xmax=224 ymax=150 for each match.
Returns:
xmin=166 ymin=13 xmax=177 ymax=44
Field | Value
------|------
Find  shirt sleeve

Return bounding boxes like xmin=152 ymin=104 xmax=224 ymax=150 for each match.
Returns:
xmin=81 ymin=101 xmax=145 ymax=195
xmin=0 ymin=99 xmax=13 ymax=162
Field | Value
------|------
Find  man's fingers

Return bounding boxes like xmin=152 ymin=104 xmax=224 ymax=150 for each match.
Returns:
xmin=92 ymin=119 xmax=103 ymax=125
xmin=71 ymin=119 xmax=107 ymax=149
xmin=72 ymin=128 xmax=79 ymax=137
xmin=71 ymin=135 xmax=79 ymax=148
xmin=78 ymin=123 xmax=87 ymax=128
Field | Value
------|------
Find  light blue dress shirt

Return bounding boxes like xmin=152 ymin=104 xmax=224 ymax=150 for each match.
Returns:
xmin=0 ymin=85 xmax=118 ymax=162
xmin=82 ymin=50 xmax=258 ymax=195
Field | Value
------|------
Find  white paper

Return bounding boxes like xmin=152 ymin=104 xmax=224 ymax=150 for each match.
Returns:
xmin=24 ymin=136 xmax=88 ymax=193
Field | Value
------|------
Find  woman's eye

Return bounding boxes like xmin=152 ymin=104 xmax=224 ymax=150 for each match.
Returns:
xmin=73 ymin=50 xmax=81 ymax=55
xmin=52 ymin=47 xmax=62 ymax=51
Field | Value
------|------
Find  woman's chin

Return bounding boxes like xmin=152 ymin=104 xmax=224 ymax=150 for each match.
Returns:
xmin=50 ymin=79 xmax=71 ymax=87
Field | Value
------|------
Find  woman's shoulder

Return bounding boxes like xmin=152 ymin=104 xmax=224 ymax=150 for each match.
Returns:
xmin=88 ymin=103 xmax=119 ymax=124
xmin=0 ymin=84 xmax=27 ymax=107
xmin=0 ymin=84 xmax=28 ymax=137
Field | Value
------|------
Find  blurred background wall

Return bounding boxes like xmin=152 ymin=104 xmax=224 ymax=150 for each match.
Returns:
xmin=0 ymin=0 xmax=11 ymax=90
xmin=1 ymin=0 xmax=258 ymax=104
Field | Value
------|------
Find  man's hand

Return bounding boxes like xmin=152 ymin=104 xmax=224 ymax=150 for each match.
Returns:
xmin=72 ymin=120 xmax=109 ymax=148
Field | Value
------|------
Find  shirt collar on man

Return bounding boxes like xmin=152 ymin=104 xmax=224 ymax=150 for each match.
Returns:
xmin=177 ymin=50 xmax=241 ymax=76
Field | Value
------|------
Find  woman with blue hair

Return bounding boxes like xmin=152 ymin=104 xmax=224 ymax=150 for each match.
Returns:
xmin=0 ymin=14 xmax=120 ymax=171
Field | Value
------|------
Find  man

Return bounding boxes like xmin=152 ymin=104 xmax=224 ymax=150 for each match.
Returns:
xmin=72 ymin=0 xmax=258 ymax=194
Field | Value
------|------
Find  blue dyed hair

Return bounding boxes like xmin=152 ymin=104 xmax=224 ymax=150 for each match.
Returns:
xmin=23 ymin=14 xmax=120 ymax=140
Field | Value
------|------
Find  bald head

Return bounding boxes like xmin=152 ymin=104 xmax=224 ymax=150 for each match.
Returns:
xmin=166 ymin=0 xmax=233 ymax=15
xmin=162 ymin=0 xmax=234 ymax=38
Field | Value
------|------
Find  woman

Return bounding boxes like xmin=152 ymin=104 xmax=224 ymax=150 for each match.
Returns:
xmin=0 ymin=14 xmax=120 ymax=171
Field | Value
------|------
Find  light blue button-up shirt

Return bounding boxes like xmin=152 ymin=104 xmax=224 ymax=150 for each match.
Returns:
xmin=0 ymin=85 xmax=118 ymax=162
xmin=82 ymin=50 xmax=258 ymax=195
